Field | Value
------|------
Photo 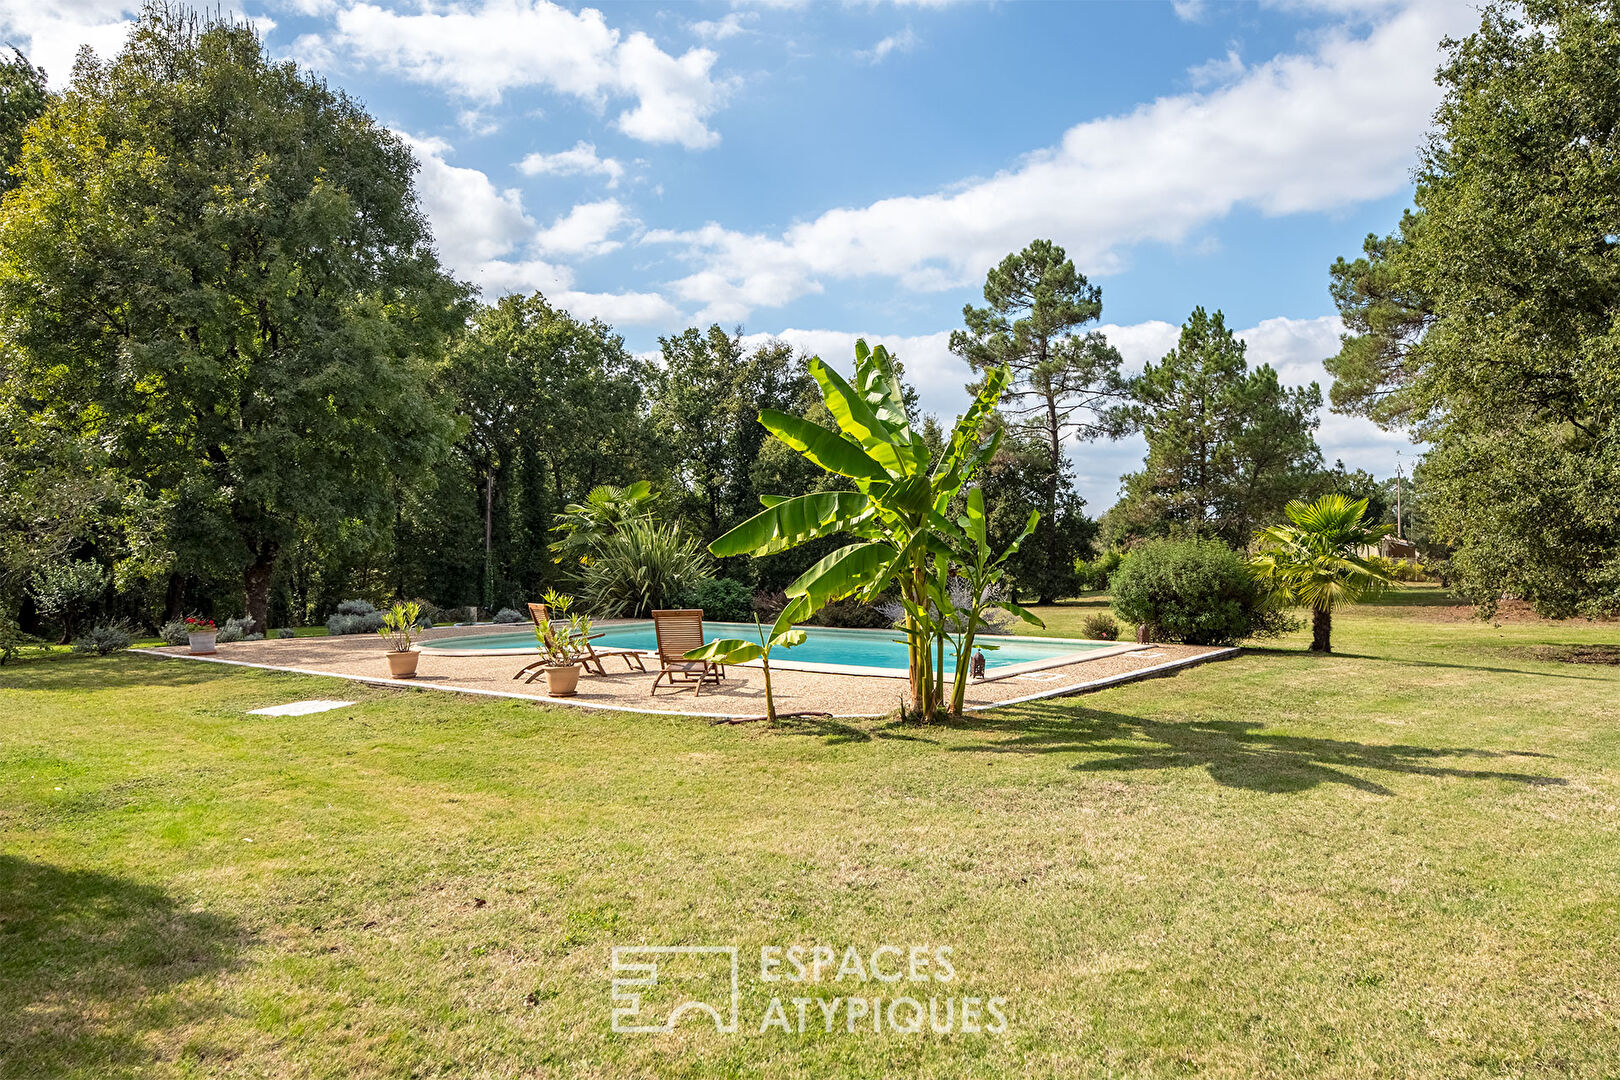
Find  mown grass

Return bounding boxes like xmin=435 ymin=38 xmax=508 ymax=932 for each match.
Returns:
xmin=2 ymin=587 xmax=1618 ymax=1078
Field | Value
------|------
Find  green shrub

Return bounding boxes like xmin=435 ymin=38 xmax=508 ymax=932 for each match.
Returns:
xmin=677 ymin=577 xmax=754 ymax=621
xmin=71 ymin=623 xmax=133 ymax=655
xmin=1073 ymin=550 xmax=1122 ymax=593
xmin=326 ymin=610 xmax=383 ymax=635
xmin=1080 ymin=612 xmax=1120 ymax=641
xmin=159 ymin=619 xmax=190 ymax=645
xmin=492 ymin=607 xmax=526 ymax=624
xmin=276 ymin=627 xmax=296 ymax=639
xmin=335 ymin=599 xmax=377 ymax=616
xmin=811 ymin=597 xmax=896 ymax=629
xmin=1112 ymin=539 xmax=1287 ymax=646
xmin=580 ymin=520 xmax=712 ymax=617
xmin=215 ymin=616 xmax=255 ymax=644
xmin=0 ymin=606 xmax=43 ymax=665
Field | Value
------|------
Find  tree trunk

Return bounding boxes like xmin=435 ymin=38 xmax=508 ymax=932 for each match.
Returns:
xmin=1310 ymin=607 xmax=1332 ymax=653
xmin=482 ymin=471 xmax=494 ymax=613
xmin=243 ymin=542 xmax=278 ymax=635
xmin=164 ymin=572 xmax=185 ymax=623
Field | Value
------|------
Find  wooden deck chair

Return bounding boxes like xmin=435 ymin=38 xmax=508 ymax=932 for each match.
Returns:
xmin=513 ymin=603 xmax=647 ymax=683
xmin=649 ymin=608 xmax=725 ymax=695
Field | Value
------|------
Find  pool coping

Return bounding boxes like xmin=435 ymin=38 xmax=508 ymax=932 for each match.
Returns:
xmin=128 ymin=645 xmax=1240 ymax=720
xmin=414 ymin=622 xmax=1148 ymax=680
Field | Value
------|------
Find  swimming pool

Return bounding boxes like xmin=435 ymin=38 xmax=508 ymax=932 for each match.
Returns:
xmin=417 ymin=620 xmax=1141 ymax=679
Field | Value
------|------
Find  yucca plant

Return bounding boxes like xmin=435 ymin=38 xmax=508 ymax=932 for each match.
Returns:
xmin=1249 ymin=494 xmax=1396 ymax=653
xmin=580 ymin=518 xmax=712 ymax=617
xmin=709 ymin=340 xmax=1023 ymax=719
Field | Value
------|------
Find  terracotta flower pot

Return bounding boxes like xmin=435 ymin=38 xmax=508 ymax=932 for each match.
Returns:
xmin=544 ymin=663 xmax=581 ymax=697
xmin=188 ymin=631 xmax=217 ymax=655
xmin=386 ymin=649 xmax=420 ymax=679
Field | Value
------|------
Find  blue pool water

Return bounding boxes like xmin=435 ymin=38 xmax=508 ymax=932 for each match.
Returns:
xmin=418 ymin=620 xmax=1112 ymax=673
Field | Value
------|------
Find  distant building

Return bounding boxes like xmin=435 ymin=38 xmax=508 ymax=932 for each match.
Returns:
xmin=1380 ymin=537 xmax=1418 ymax=563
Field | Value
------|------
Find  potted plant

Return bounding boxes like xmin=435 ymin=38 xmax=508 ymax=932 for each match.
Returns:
xmin=378 ymin=601 xmax=423 ymax=678
xmin=534 ymin=590 xmax=592 ymax=697
xmin=185 ymin=617 xmax=218 ymax=654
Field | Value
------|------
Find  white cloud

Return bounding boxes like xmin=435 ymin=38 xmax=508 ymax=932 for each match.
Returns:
xmin=396 ymin=132 xmax=533 ymax=267
xmin=534 ymin=199 xmax=632 ymax=257
xmin=858 ymin=26 xmax=918 ymax=64
xmin=470 ymin=258 xmax=681 ymax=324
xmin=748 ymin=315 xmax=1412 ymax=510
xmin=1188 ymin=47 xmax=1245 ymax=87
xmin=0 ymin=0 xmax=138 ymax=87
xmin=517 ymin=141 xmax=626 ymax=188
xmin=647 ymin=3 xmax=1471 ymax=323
xmin=398 ymin=135 xmax=676 ymax=324
xmin=690 ymin=12 xmax=751 ymax=41
xmin=1172 ymin=0 xmax=1208 ymax=22
xmin=312 ymin=0 xmax=729 ymax=149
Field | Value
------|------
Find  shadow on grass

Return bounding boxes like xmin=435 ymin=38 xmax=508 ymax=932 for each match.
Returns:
xmin=943 ymin=702 xmax=1565 ymax=795
xmin=1241 ymin=646 xmax=1608 ymax=682
xmin=0 ymin=856 xmax=245 ymax=1076
xmin=0 ymin=652 xmax=249 ymax=693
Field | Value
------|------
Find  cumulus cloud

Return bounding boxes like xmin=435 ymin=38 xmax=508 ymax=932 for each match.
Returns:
xmin=533 ymin=199 xmax=633 ymax=257
xmin=472 ymin=256 xmax=683 ymax=325
xmin=399 ymin=134 xmax=676 ymax=325
xmin=518 ymin=141 xmax=626 ymax=187
xmin=743 ymin=316 xmax=1410 ymax=509
xmin=646 ymin=2 xmax=1471 ymax=323
xmin=397 ymin=132 xmax=533 ymax=266
xmin=0 ymin=0 xmax=139 ymax=86
xmin=311 ymin=0 xmax=729 ymax=149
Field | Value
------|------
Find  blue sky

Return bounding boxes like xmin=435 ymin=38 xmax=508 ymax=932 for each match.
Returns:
xmin=2 ymin=0 xmax=1474 ymax=509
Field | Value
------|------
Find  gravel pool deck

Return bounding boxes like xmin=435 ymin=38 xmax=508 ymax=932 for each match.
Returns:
xmin=139 ymin=625 xmax=1236 ymax=719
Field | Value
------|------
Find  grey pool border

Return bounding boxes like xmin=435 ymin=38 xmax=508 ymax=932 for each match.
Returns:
xmin=128 ymin=644 xmax=1239 ymax=720
xmin=415 ymin=621 xmax=1148 ymax=679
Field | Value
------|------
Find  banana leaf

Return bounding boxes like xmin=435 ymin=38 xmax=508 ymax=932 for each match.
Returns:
xmin=709 ymin=491 xmax=872 ymax=557
xmin=758 ymin=409 xmax=889 ymax=481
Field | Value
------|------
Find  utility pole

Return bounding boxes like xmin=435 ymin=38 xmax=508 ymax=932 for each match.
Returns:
xmin=1394 ymin=452 xmax=1404 ymax=541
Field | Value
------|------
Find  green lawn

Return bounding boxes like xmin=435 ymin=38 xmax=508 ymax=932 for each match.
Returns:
xmin=3 ymin=588 xmax=1618 ymax=1078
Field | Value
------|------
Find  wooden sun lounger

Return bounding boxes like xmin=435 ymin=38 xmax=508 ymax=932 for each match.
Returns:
xmin=649 ymin=608 xmax=725 ymax=695
xmin=513 ymin=602 xmax=647 ymax=683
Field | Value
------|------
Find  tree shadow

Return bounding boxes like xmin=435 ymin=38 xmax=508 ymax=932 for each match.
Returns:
xmin=1241 ymin=646 xmax=1607 ymax=682
xmin=943 ymin=703 xmax=1565 ymax=795
xmin=0 ymin=653 xmax=248 ymax=693
xmin=0 ymin=856 xmax=245 ymax=1076
xmin=769 ymin=715 xmax=874 ymax=744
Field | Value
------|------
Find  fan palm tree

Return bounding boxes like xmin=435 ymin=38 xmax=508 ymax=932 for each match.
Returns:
xmin=1249 ymin=494 xmax=1395 ymax=653
xmin=549 ymin=481 xmax=657 ymax=565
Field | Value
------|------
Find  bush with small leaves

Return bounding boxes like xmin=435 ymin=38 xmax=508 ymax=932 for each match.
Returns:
xmin=215 ymin=617 xmax=251 ymax=644
xmin=810 ymin=597 xmax=896 ymax=629
xmin=277 ymin=628 xmax=296 ymax=639
xmin=675 ymin=577 xmax=754 ymax=622
xmin=159 ymin=619 xmax=190 ymax=646
xmin=1081 ymin=613 xmax=1121 ymax=641
xmin=492 ymin=607 xmax=526 ymax=624
xmin=336 ymin=599 xmax=377 ymax=616
xmin=1113 ymin=539 xmax=1290 ymax=646
xmin=326 ymin=610 xmax=384 ymax=635
xmin=72 ymin=623 xmax=133 ymax=655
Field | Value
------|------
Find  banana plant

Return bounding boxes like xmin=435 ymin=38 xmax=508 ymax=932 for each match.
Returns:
xmin=683 ymin=595 xmax=810 ymax=723
xmin=938 ymin=488 xmax=1045 ymax=716
xmin=708 ymin=340 xmax=1009 ymax=720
